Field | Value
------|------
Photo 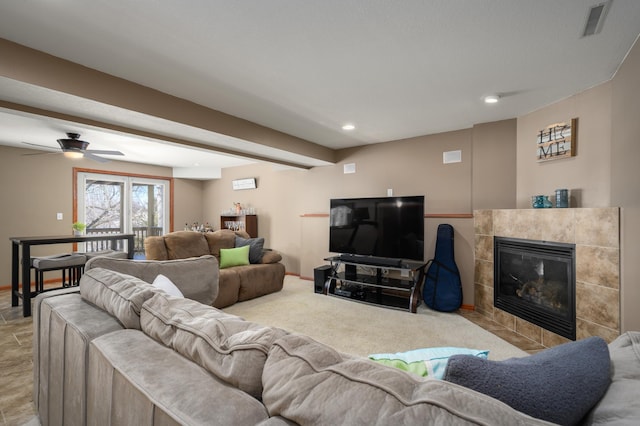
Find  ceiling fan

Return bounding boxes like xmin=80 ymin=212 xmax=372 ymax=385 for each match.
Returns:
xmin=23 ymin=132 xmax=125 ymax=163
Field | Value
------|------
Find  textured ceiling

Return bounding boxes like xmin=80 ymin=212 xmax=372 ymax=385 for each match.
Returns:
xmin=0 ymin=0 xmax=639 ymax=176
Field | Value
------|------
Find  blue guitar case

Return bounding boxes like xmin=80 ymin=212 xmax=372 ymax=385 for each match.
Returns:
xmin=423 ymin=224 xmax=463 ymax=312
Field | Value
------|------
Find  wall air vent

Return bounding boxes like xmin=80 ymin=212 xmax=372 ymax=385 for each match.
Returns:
xmin=582 ymin=1 xmax=612 ymax=37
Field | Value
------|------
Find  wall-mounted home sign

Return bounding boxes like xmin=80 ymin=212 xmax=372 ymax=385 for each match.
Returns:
xmin=536 ymin=118 xmax=577 ymax=162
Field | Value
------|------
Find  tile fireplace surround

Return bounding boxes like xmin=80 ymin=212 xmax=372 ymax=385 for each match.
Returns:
xmin=474 ymin=208 xmax=620 ymax=348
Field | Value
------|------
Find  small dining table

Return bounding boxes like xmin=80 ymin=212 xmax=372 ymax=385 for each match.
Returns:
xmin=10 ymin=233 xmax=135 ymax=317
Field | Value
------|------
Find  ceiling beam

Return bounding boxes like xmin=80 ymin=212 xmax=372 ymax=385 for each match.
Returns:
xmin=0 ymin=99 xmax=321 ymax=170
xmin=0 ymin=38 xmax=336 ymax=166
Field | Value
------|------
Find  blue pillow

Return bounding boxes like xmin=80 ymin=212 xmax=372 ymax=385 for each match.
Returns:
xmin=369 ymin=347 xmax=489 ymax=379
xmin=443 ymin=336 xmax=611 ymax=425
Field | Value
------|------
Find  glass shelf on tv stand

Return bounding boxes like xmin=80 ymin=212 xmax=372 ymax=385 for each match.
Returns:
xmin=323 ymin=256 xmax=427 ymax=313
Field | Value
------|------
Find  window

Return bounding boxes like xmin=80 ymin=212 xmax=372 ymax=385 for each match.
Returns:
xmin=74 ymin=168 xmax=173 ymax=258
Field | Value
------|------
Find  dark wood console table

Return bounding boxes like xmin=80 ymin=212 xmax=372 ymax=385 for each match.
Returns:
xmin=10 ymin=233 xmax=135 ymax=317
xmin=323 ymin=256 xmax=427 ymax=313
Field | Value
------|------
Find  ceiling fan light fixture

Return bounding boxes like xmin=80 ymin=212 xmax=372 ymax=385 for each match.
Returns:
xmin=63 ymin=151 xmax=84 ymax=159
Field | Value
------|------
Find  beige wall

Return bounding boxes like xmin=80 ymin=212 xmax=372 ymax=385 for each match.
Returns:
xmin=516 ymin=83 xmax=613 ymax=208
xmin=202 ymin=121 xmax=518 ymax=307
xmin=611 ymin=37 xmax=640 ymax=332
xmin=0 ymin=145 xmax=204 ymax=286
xmin=472 ymin=119 xmax=518 ymax=210
xmin=174 ymin=179 xmax=205 ymax=230
xmin=515 ymin=38 xmax=640 ymax=332
xmin=3 ymin=38 xmax=637 ymax=321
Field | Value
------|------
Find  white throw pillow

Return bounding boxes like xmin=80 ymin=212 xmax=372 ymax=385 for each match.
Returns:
xmin=152 ymin=274 xmax=184 ymax=298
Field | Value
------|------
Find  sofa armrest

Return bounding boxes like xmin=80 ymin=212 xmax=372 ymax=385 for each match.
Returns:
xmin=583 ymin=332 xmax=640 ymax=424
xmin=144 ymin=236 xmax=169 ymax=260
xmin=261 ymin=250 xmax=282 ymax=264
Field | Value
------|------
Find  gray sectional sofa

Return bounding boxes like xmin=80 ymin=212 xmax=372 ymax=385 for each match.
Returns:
xmin=33 ymin=256 xmax=640 ymax=425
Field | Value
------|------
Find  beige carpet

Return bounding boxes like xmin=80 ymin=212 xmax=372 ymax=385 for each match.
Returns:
xmin=224 ymin=276 xmax=527 ymax=360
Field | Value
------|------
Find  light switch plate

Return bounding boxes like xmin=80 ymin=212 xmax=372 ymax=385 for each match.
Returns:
xmin=56 ymin=213 xmax=63 ymax=220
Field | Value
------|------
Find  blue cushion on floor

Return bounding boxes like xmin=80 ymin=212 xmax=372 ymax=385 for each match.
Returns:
xmin=443 ymin=336 xmax=611 ymax=425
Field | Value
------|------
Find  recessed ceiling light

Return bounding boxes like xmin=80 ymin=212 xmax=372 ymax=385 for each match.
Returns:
xmin=484 ymin=95 xmax=500 ymax=104
xmin=342 ymin=123 xmax=356 ymax=131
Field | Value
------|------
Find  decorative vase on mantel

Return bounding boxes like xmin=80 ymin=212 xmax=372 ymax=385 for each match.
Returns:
xmin=532 ymin=195 xmax=552 ymax=209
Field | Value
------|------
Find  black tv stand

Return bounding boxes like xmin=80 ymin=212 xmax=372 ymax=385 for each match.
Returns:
xmin=322 ymin=256 xmax=427 ymax=313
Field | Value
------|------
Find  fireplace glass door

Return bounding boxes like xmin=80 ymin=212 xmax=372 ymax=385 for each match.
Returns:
xmin=494 ymin=237 xmax=576 ymax=340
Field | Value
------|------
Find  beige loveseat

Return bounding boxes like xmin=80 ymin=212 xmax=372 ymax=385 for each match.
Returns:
xmin=144 ymin=229 xmax=285 ymax=308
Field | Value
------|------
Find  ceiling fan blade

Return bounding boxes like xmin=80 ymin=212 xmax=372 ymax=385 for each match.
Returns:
xmin=83 ymin=151 xmax=110 ymax=163
xmin=86 ymin=149 xmax=124 ymax=156
xmin=22 ymin=141 xmax=59 ymax=152
xmin=22 ymin=151 xmax=61 ymax=157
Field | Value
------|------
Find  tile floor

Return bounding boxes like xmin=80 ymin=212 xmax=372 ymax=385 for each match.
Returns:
xmin=0 ymin=288 xmax=544 ymax=425
xmin=458 ymin=309 xmax=546 ymax=354
xmin=0 ymin=289 xmax=36 ymax=426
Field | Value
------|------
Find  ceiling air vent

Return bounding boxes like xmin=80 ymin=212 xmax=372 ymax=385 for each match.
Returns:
xmin=582 ymin=1 xmax=612 ymax=37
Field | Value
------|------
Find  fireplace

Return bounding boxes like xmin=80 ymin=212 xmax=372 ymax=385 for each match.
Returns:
xmin=494 ymin=237 xmax=576 ymax=340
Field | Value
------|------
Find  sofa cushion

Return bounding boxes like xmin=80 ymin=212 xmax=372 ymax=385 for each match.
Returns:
xmin=235 ymin=236 xmax=265 ymax=264
xmin=204 ymin=229 xmax=237 ymax=258
xmin=163 ymin=231 xmax=210 ymax=259
xmin=443 ymin=336 xmax=611 ymax=426
xmin=85 ymin=255 xmax=219 ymax=305
xmin=583 ymin=332 xmax=640 ymax=425
xmin=80 ymin=267 xmax=161 ymax=329
xmin=262 ymin=334 xmax=551 ymax=425
xmin=140 ymin=293 xmax=288 ymax=398
xmin=219 ymin=245 xmax=250 ymax=268
xmin=143 ymin=236 xmax=168 ymax=260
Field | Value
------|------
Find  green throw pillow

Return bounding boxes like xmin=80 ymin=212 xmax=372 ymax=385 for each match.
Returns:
xmin=219 ymin=245 xmax=250 ymax=269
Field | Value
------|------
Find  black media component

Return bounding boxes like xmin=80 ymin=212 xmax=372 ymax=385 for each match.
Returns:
xmin=344 ymin=263 xmax=357 ymax=280
xmin=329 ymin=195 xmax=424 ymax=263
xmin=313 ymin=265 xmax=332 ymax=294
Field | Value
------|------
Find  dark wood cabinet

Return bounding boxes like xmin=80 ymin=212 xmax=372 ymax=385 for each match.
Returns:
xmin=220 ymin=214 xmax=258 ymax=238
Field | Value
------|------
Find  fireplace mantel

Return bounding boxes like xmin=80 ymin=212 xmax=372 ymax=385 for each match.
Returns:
xmin=474 ymin=208 xmax=620 ymax=347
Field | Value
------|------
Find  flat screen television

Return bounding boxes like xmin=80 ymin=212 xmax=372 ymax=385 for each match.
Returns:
xmin=329 ymin=196 xmax=424 ymax=262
